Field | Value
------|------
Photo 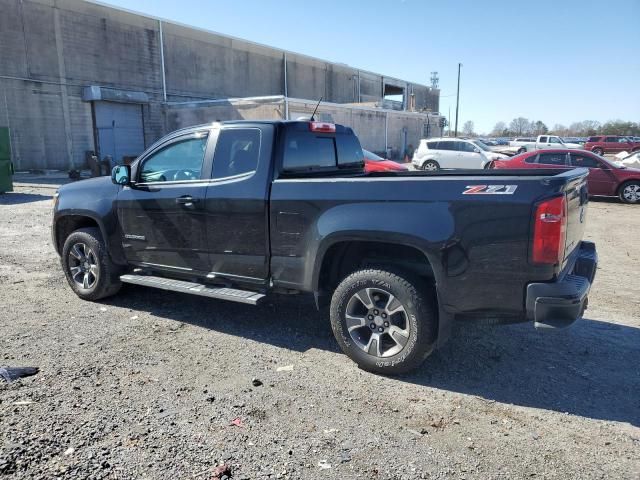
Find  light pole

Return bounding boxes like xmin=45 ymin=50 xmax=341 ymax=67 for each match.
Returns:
xmin=454 ymin=62 xmax=462 ymax=137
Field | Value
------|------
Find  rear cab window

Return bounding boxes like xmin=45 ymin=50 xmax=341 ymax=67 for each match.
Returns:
xmin=281 ymin=122 xmax=363 ymax=172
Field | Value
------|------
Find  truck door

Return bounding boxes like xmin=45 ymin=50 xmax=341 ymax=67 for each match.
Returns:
xmin=116 ymin=131 xmax=212 ymax=273
xmin=204 ymin=125 xmax=273 ymax=283
xmin=538 ymin=136 xmax=549 ymax=149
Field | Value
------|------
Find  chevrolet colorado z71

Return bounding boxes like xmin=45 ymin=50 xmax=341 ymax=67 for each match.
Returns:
xmin=52 ymin=120 xmax=597 ymax=374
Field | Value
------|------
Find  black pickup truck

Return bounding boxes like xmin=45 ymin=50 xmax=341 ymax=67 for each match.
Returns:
xmin=52 ymin=120 xmax=597 ymax=374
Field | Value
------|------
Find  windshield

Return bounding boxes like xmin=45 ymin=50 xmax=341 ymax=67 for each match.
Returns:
xmin=363 ymin=149 xmax=384 ymax=161
xmin=471 ymin=140 xmax=491 ymax=151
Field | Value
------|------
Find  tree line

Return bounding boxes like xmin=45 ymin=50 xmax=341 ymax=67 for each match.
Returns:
xmin=486 ymin=119 xmax=640 ymax=138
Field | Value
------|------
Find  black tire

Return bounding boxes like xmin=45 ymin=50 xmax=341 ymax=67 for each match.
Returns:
xmin=517 ymin=147 xmax=526 ymax=154
xmin=592 ymin=147 xmax=604 ymax=156
xmin=330 ymin=268 xmax=437 ymax=375
xmin=61 ymin=227 xmax=122 ymax=301
xmin=421 ymin=160 xmax=440 ymax=171
xmin=618 ymin=181 xmax=640 ymax=204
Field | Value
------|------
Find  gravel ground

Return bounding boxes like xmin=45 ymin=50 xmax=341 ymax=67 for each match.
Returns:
xmin=1 ymin=177 xmax=639 ymax=479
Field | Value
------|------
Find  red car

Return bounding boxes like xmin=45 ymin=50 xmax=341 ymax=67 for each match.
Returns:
xmin=363 ymin=149 xmax=409 ymax=173
xmin=583 ymin=136 xmax=640 ymax=156
xmin=491 ymin=149 xmax=640 ymax=204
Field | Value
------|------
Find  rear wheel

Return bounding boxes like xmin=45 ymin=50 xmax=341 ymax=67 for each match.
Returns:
xmin=592 ymin=147 xmax=604 ymax=156
xmin=619 ymin=181 xmax=640 ymax=204
xmin=517 ymin=147 xmax=526 ymax=154
xmin=61 ymin=227 xmax=122 ymax=301
xmin=330 ymin=268 xmax=437 ymax=375
xmin=421 ymin=160 xmax=440 ymax=171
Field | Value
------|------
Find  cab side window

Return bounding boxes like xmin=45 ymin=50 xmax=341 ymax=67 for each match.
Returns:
xmin=212 ymin=129 xmax=261 ymax=178
xmin=139 ymin=134 xmax=208 ymax=183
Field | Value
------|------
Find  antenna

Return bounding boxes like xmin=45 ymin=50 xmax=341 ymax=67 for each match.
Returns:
xmin=310 ymin=96 xmax=323 ymax=121
xmin=430 ymin=71 xmax=439 ymax=89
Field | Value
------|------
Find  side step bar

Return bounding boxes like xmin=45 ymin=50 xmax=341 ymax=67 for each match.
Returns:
xmin=120 ymin=274 xmax=266 ymax=305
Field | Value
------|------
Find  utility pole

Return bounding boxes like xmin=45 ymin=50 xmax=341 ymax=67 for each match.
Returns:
xmin=454 ymin=63 xmax=462 ymax=137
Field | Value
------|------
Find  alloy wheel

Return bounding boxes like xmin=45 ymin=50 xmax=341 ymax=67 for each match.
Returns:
xmin=623 ymin=184 xmax=640 ymax=203
xmin=68 ymin=243 xmax=99 ymax=290
xmin=345 ymin=287 xmax=410 ymax=358
xmin=423 ymin=162 xmax=438 ymax=171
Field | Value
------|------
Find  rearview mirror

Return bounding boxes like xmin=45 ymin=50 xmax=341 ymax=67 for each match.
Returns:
xmin=111 ymin=165 xmax=131 ymax=185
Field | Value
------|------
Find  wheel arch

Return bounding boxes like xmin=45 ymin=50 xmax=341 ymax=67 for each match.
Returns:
xmin=313 ymin=235 xmax=453 ymax=348
xmin=54 ymin=212 xmax=126 ymax=265
xmin=313 ymin=237 xmax=439 ymax=295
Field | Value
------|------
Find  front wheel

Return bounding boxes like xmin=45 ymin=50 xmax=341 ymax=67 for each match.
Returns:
xmin=330 ymin=268 xmax=437 ymax=375
xmin=61 ymin=227 xmax=122 ymax=301
xmin=517 ymin=147 xmax=526 ymax=154
xmin=619 ymin=181 xmax=640 ymax=204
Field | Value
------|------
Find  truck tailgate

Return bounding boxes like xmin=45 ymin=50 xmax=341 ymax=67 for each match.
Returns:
xmin=561 ymin=169 xmax=589 ymax=267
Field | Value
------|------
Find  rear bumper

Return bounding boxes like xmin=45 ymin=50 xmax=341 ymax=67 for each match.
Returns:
xmin=525 ymin=241 xmax=597 ymax=330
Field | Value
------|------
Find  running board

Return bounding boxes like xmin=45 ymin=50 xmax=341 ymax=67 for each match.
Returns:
xmin=119 ymin=274 xmax=266 ymax=305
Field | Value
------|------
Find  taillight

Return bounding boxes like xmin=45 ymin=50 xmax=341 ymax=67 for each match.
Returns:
xmin=532 ymin=195 xmax=567 ymax=265
xmin=309 ymin=121 xmax=336 ymax=133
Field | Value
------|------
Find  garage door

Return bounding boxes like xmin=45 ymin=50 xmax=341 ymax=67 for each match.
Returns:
xmin=94 ymin=102 xmax=144 ymax=164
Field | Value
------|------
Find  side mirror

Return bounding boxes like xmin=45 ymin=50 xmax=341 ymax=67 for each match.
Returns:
xmin=111 ymin=165 xmax=131 ymax=185
xmin=473 ymin=148 xmax=480 ymax=153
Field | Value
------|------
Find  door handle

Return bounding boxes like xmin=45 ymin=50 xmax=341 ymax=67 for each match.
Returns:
xmin=176 ymin=196 xmax=199 ymax=205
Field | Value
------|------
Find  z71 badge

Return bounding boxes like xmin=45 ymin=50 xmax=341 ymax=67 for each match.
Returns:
xmin=463 ymin=185 xmax=518 ymax=195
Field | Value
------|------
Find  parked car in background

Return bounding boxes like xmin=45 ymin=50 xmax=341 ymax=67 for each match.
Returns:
xmin=563 ymin=137 xmax=585 ymax=146
xmin=412 ymin=138 xmax=508 ymax=170
xmin=362 ymin=149 xmax=409 ymax=172
xmin=491 ymin=149 xmax=640 ymax=203
xmin=583 ymin=136 xmax=640 ymax=155
xmin=512 ymin=135 xmax=582 ymax=154
xmin=509 ymin=137 xmax=536 ymax=148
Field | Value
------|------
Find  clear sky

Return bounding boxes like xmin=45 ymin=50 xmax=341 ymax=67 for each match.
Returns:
xmin=99 ymin=0 xmax=639 ymax=134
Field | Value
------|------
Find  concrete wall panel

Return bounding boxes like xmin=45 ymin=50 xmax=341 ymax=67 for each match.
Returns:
xmin=0 ymin=0 xmax=29 ymax=77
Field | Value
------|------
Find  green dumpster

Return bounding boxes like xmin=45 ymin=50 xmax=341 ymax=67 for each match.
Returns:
xmin=0 ymin=127 xmax=13 ymax=193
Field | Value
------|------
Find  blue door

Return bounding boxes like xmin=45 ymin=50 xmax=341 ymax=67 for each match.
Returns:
xmin=94 ymin=102 xmax=144 ymax=165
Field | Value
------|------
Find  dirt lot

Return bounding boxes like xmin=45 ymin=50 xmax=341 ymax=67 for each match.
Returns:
xmin=1 ymin=176 xmax=639 ymax=479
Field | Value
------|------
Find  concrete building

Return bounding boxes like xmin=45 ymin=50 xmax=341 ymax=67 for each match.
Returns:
xmin=0 ymin=0 xmax=441 ymax=170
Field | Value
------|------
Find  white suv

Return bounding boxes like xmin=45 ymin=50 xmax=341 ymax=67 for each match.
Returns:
xmin=412 ymin=138 xmax=508 ymax=170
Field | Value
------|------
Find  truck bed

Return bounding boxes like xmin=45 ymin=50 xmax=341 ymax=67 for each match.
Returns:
xmin=270 ymin=167 xmax=589 ymax=320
